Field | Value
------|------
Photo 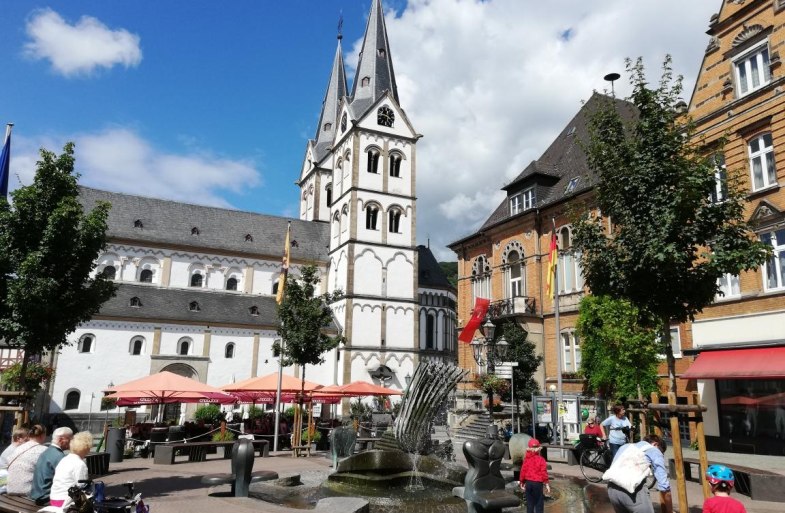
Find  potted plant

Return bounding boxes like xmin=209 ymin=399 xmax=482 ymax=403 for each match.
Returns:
xmin=301 ymin=428 xmax=321 ymax=451
xmin=193 ymin=404 xmax=223 ymax=427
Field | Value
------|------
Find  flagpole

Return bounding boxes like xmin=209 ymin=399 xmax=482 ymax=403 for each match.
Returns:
xmin=273 ymin=222 xmax=291 ymax=452
xmin=552 ymin=217 xmax=564 ymax=448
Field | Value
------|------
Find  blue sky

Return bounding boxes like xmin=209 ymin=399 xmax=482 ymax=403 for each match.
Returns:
xmin=1 ymin=1 xmax=719 ymax=260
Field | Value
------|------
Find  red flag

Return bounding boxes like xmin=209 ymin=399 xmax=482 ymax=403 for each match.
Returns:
xmin=458 ymin=297 xmax=491 ymax=343
xmin=546 ymin=230 xmax=558 ymax=298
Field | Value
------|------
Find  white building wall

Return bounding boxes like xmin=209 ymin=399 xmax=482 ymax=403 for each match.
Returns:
xmin=207 ymin=328 xmax=255 ymax=386
xmin=386 ymin=306 xmax=415 ymax=350
xmin=691 ymin=310 xmax=785 ymax=347
xmin=351 ymin=303 xmax=383 ymax=347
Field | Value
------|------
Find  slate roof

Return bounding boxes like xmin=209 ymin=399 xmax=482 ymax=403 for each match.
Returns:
xmin=349 ymin=0 xmax=399 ymax=108
xmin=312 ymin=40 xmax=348 ymax=163
xmin=78 ymin=187 xmax=331 ymax=261
xmin=417 ymin=245 xmax=454 ymax=290
xmin=97 ymin=283 xmax=280 ymax=327
xmin=453 ymin=93 xmax=635 ymax=242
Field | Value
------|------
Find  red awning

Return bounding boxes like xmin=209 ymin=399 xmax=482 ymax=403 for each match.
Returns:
xmin=682 ymin=347 xmax=785 ymax=379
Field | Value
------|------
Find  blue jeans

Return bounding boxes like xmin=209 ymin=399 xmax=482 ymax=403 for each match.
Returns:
xmin=610 ymin=442 xmax=624 ymax=459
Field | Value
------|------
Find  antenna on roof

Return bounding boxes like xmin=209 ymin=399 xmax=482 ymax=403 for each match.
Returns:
xmin=604 ymin=72 xmax=620 ymax=96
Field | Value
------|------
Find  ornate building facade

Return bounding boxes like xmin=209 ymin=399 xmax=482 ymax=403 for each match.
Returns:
xmin=47 ymin=0 xmax=457 ymax=421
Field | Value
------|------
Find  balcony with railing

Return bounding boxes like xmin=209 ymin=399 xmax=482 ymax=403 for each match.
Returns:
xmin=488 ymin=296 xmax=537 ymax=319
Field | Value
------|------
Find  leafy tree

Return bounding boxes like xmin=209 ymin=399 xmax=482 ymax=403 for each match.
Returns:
xmin=573 ymin=57 xmax=770 ymax=392
xmin=438 ymin=261 xmax=458 ymax=287
xmin=502 ymin=323 xmax=542 ymax=402
xmin=274 ymin=265 xmax=343 ymax=442
xmin=576 ymin=295 xmax=659 ymax=401
xmin=0 ymin=143 xmax=115 ymax=397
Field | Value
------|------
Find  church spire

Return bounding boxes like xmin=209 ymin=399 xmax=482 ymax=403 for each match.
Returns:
xmin=350 ymin=0 xmax=399 ymax=106
xmin=314 ymin=36 xmax=348 ymax=156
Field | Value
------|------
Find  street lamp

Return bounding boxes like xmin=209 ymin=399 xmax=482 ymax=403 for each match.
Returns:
xmin=471 ymin=318 xmax=510 ymax=421
xmin=404 ymin=373 xmax=412 ymax=387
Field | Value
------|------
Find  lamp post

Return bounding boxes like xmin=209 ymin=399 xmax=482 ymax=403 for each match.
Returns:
xmin=470 ymin=318 xmax=508 ymax=422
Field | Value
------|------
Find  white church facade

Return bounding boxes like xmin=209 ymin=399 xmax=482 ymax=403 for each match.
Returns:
xmin=47 ymin=0 xmax=457 ymax=420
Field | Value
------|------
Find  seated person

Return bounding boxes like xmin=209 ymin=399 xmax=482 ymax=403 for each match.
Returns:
xmin=583 ymin=414 xmax=605 ymax=442
xmin=0 ymin=428 xmax=30 ymax=494
xmin=49 ymin=432 xmax=93 ymax=510
xmin=6 ymin=425 xmax=48 ymax=496
xmin=30 ymin=427 xmax=73 ymax=504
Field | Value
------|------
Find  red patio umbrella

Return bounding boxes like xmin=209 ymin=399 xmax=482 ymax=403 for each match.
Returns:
xmin=103 ymin=371 xmax=236 ymax=420
xmin=323 ymin=380 xmax=402 ymax=397
xmin=221 ymin=372 xmax=322 ymax=403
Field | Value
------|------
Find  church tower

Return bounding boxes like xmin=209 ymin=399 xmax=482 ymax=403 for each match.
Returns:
xmin=299 ymin=0 xmax=421 ymax=389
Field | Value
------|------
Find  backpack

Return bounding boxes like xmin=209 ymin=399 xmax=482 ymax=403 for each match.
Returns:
xmin=602 ymin=442 xmax=652 ymax=493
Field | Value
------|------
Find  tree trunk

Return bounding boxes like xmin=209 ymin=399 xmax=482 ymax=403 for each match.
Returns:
xmin=662 ymin=316 xmax=677 ymax=393
xmin=300 ymin=366 xmax=309 ymax=446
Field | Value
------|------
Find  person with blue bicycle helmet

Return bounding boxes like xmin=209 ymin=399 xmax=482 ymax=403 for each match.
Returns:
xmin=703 ymin=464 xmax=747 ymax=513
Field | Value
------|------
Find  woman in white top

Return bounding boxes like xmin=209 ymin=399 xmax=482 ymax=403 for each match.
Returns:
xmin=49 ymin=432 xmax=93 ymax=509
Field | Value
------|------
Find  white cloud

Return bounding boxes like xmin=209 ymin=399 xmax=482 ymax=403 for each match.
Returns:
xmin=10 ymin=128 xmax=262 ymax=208
xmin=24 ymin=8 xmax=142 ymax=77
xmin=366 ymin=0 xmax=717 ymax=259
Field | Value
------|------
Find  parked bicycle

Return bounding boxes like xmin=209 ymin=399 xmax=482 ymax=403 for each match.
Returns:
xmin=578 ymin=434 xmax=655 ymax=489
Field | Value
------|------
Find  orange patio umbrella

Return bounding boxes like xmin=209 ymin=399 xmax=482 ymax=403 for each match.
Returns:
xmin=312 ymin=380 xmax=402 ymax=398
xmin=221 ymin=372 xmax=322 ymax=403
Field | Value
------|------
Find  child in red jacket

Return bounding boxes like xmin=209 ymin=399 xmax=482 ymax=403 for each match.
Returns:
xmin=519 ymin=438 xmax=550 ymax=513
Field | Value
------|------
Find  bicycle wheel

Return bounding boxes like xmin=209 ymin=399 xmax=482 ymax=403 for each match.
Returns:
xmin=580 ymin=448 xmax=606 ymax=483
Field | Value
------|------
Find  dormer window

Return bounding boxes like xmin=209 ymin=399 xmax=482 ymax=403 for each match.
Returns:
xmin=244 ymin=234 xmax=254 ymax=242
xmin=249 ymin=305 xmax=259 ymax=316
xmin=361 ymin=76 xmax=371 ymax=87
xmin=189 ymin=301 xmax=200 ymax=312
xmin=130 ymin=297 xmax=142 ymax=308
xmin=133 ymin=219 xmax=143 ymax=229
xmin=509 ymin=187 xmax=535 ymax=215
xmin=377 ymin=48 xmax=386 ymax=59
xmin=341 ymin=113 xmax=347 ymax=132
xmin=191 ymin=227 xmax=200 ymax=236
xmin=323 ymin=122 xmax=332 ymax=131
xmin=565 ymin=177 xmax=580 ymax=194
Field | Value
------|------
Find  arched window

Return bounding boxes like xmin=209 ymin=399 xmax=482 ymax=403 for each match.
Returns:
xmin=471 ymin=255 xmax=492 ymax=302
xmin=102 ymin=266 xmax=116 ymax=280
xmin=366 ymin=205 xmax=379 ymax=230
xmin=361 ymin=76 xmax=371 ymax=87
xmin=178 ymin=338 xmax=191 ymax=356
xmin=129 ymin=337 xmax=145 ymax=355
xmin=341 ymin=113 xmax=347 ymax=132
xmin=130 ymin=296 xmax=142 ymax=307
xmin=332 ymin=212 xmax=340 ymax=238
xmin=366 ymin=148 xmax=380 ymax=174
xmin=341 ymin=205 xmax=349 ymax=233
xmin=225 ymin=343 xmax=235 ymax=359
xmin=139 ymin=269 xmax=153 ymax=283
xmin=561 ymin=330 xmax=581 ymax=373
xmin=64 ymin=390 xmax=80 ymax=410
xmin=323 ymin=122 xmax=332 ymax=131
xmin=558 ymin=226 xmax=584 ymax=293
xmin=190 ymin=273 xmax=203 ymax=288
xmin=226 ymin=277 xmax=238 ymax=291
xmin=388 ymin=209 xmax=401 ymax=233
xmin=78 ymin=334 xmax=94 ymax=353
xmin=325 ymin=184 xmax=333 ymax=207
xmin=389 ymin=153 xmax=402 ymax=177
xmin=189 ymin=301 xmax=200 ymax=312
xmin=506 ymin=250 xmax=524 ymax=298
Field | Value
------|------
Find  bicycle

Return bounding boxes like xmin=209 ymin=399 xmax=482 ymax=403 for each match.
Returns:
xmin=578 ymin=435 xmax=656 ymax=489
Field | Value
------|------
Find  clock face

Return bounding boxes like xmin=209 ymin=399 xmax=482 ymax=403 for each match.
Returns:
xmin=378 ymin=106 xmax=394 ymax=127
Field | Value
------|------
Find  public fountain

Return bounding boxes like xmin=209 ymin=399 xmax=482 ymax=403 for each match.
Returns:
xmin=248 ymin=361 xmax=608 ymax=513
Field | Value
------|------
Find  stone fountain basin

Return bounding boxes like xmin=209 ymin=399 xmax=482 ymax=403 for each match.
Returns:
xmin=329 ymin=450 xmax=466 ymax=489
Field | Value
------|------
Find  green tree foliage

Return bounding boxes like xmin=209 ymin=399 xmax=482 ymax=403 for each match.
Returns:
xmin=576 ymin=295 xmax=659 ymax=401
xmin=573 ymin=57 xmax=770 ymax=391
xmin=0 ymin=362 xmax=55 ymax=393
xmin=0 ymin=143 xmax=116 ymax=391
xmin=193 ymin=404 xmax=223 ymax=425
xmin=274 ymin=265 xmax=344 ymax=400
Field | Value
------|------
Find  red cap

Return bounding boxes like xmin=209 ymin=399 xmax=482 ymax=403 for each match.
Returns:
xmin=528 ymin=438 xmax=541 ymax=449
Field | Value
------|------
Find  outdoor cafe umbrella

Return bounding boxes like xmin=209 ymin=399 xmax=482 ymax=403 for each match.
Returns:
xmin=221 ymin=372 xmax=323 ymax=403
xmin=312 ymin=380 xmax=402 ymax=400
xmin=104 ymin=371 xmax=236 ymax=420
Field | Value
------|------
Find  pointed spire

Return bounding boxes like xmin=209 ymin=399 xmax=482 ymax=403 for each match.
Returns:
xmin=350 ymin=0 xmax=399 ymax=106
xmin=313 ymin=36 xmax=348 ymax=155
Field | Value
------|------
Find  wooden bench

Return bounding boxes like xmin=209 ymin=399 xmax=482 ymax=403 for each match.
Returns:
xmin=154 ymin=440 xmax=269 ymax=465
xmin=0 ymin=495 xmax=40 ymax=513
xmin=669 ymin=457 xmax=785 ymax=502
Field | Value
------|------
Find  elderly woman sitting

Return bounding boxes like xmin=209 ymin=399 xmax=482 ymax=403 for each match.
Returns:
xmin=48 ymin=432 xmax=93 ymax=509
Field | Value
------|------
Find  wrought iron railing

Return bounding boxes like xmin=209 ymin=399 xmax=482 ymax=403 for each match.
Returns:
xmin=487 ymin=296 xmax=536 ymax=318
